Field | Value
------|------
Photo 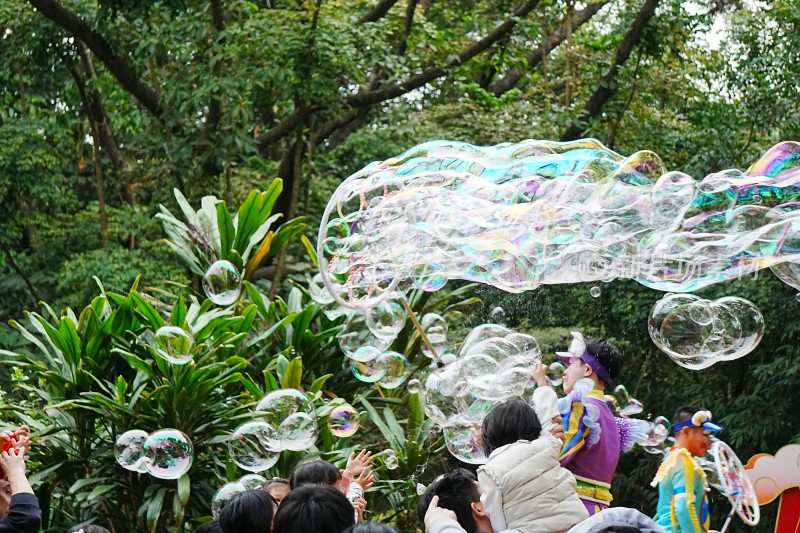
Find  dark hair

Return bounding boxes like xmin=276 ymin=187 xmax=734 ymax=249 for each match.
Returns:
xmin=585 ymin=338 xmax=624 ymax=383
xmin=480 ymin=399 xmax=542 ymax=456
xmin=218 ymin=490 xmax=273 ymax=533
xmin=273 ymin=485 xmax=355 ymax=533
xmin=417 ymin=469 xmax=481 ymax=533
xmin=262 ymin=477 xmax=290 ymax=492
xmin=672 ymin=405 xmax=705 ymax=427
xmin=341 ymin=524 xmax=398 ymax=533
xmin=194 ymin=520 xmax=223 ymax=533
xmin=289 ymin=460 xmax=341 ymax=489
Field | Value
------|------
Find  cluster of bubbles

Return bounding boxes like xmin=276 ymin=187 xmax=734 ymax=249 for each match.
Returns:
xmin=327 ymin=403 xmax=361 ymax=437
xmin=203 ymin=260 xmax=242 ymax=306
xmin=383 ymin=449 xmax=399 ymax=470
xmin=349 ymin=348 xmax=410 ymax=389
xmin=317 ymin=139 xmax=800 ymax=311
xmin=421 ymin=323 xmax=547 ymax=464
xmin=115 ymin=429 xmax=193 ymax=480
xmin=648 ymin=294 xmax=765 ymax=369
xmin=605 ymin=385 xmax=644 ymax=418
xmin=602 ymin=386 xmax=671 ymax=454
xmin=212 ymin=474 xmax=271 ymax=518
xmin=229 ymin=389 xmax=317 ymax=472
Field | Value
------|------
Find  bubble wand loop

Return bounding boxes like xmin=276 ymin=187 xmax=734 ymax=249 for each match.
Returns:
xmin=399 ymin=297 xmax=445 ymax=369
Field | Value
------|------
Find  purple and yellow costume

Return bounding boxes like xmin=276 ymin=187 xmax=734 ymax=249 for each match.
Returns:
xmin=558 ymin=379 xmax=644 ymax=515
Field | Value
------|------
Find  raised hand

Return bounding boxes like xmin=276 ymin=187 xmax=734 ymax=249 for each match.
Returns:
xmin=344 ymin=448 xmax=373 ymax=478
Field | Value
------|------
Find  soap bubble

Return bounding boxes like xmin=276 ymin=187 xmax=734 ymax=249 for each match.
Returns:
xmin=229 ymin=422 xmax=280 ymax=472
xmin=255 ymin=389 xmax=317 ymax=452
xmin=590 ymin=286 xmax=601 ymax=298
xmin=489 ymin=307 xmax=506 ymax=325
xmin=383 ymin=449 xmax=399 ymax=470
xmin=339 ymin=312 xmax=393 ymax=356
xmin=212 ymin=482 xmax=246 ymax=518
xmin=239 ymin=474 xmax=268 ymax=490
xmin=328 ymin=404 xmax=360 ymax=437
xmin=407 ymin=378 xmax=421 ymax=394
xmin=349 ymin=346 xmax=382 ymax=363
xmin=443 ymin=416 xmax=487 ymax=465
xmin=115 ymin=429 xmax=149 ymax=473
xmin=352 ymin=360 xmax=386 ymax=383
xmin=365 ymin=300 xmax=406 ymax=340
xmin=649 ymin=294 xmax=765 ymax=369
xmin=416 ymin=483 xmax=426 ymax=496
xmin=377 ymin=351 xmax=409 ymax=389
xmin=203 ymin=260 xmax=241 ymax=306
xmin=640 ymin=416 xmax=670 ymax=448
xmin=547 ymin=362 xmax=565 ymax=386
xmin=421 ymin=313 xmax=448 ymax=358
xmin=317 ymin=139 xmax=800 ymax=314
xmin=153 ymin=326 xmax=194 ymax=364
xmin=143 ymin=429 xmax=193 ymax=479
xmin=614 ymin=384 xmax=644 ymax=417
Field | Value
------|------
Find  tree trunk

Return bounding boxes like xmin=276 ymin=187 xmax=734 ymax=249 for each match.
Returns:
xmin=561 ymin=0 xmax=661 ymax=141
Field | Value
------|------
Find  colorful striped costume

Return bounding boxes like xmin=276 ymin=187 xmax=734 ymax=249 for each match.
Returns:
xmin=558 ymin=381 xmax=645 ymax=516
xmin=651 ymin=447 xmax=710 ymax=533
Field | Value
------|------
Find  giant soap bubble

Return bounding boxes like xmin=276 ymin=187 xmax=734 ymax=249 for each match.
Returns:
xmin=153 ymin=326 xmax=194 ymax=364
xmin=648 ymin=294 xmax=764 ymax=369
xmin=317 ymin=139 xmax=800 ymax=309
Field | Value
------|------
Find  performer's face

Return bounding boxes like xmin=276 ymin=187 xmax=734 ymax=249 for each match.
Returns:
xmin=682 ymin=426 xmax=713 ymax=457
xmin=562 ymin=357 xmax=590 ymax=393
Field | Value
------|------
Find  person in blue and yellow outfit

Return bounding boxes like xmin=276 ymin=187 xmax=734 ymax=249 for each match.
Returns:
xmin=651 ymin=406 xmax=721 ymax=533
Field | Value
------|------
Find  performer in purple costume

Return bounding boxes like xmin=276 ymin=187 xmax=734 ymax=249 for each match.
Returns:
xmin=555 ymin=332 xmax=645 ymax=516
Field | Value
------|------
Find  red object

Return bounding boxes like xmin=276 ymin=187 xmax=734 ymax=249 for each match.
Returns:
xmin=1 ymin=439 xmax=13 ymax=453
xmin=775 ymin=487 xmax=800 ymax=533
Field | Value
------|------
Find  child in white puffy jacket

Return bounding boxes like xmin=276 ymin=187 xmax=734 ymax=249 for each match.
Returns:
xmin=477 ymin=371 xmax=588 ymax=533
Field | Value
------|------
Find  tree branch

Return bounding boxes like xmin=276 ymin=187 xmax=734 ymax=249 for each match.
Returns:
xmin=346 ymin=0 xmax=542 ymax=107
xmin=27 ymin=0 xmax=163 ymax=118
xmin=561 ymin=0 xmax=661 ymax=141
xmin=488 ymin=0 xmax=610 ymax=96
xmin=0 ymin=242 xmax=41 ymax=305
xmin=360 ymin=0 xmax=402 ymax=23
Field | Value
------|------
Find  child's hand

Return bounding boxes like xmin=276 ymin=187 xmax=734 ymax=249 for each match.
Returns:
xmin=424 ymin=495 xmax=457 ymax=532
xmin=0 ymin=447 xmax=27 ymax=479
xmin=548 ymin=415 xmax=565 ymax=443
xmin=532 ymin=363 xmax=548 ymax=388
xmin=354 ymin=467 xmax=374 ymax=490
xmin=351 ymin=496 xmax=367 ymax=523
xmin=344 ymin=449 xmax=373 ymax=478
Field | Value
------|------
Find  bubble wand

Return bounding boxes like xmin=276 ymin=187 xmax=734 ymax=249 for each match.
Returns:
xmin=398 ymin=297 xmax=445 ymax=368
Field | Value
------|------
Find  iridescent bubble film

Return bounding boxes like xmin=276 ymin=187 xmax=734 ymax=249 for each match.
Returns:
xmin=383 ymin=449 xmax=399 ymax=470
xmin=212 ymin=482 xmax=246 ymax=519
xmin=203 ymin=260 xmax=242 ymax=306
xmin=613 ymin=385 xmax=644 ymax=417
xmin=228 ymin=422 xmax=280 ymax=472
xmin=648 ymin=294 xmax=764 ymax=369
xmin=547 ymin=362 xmax=565 ymax=387
xmin=254 ymin=389 xmax=317 ymax=452
xmin=143 ymin=429 xmax=193 ymax=480
xmin=239 ymin=474 xmax=268 ymax=490
xmin=317 ymin=139 xmax=800 ymax=309
xmin=153 ymin=326 xmax=194 ymax=365
xmin=114 ymin=429 xmax=150 ymax=473
xmin=365 ymin=300 xmax=406 ymax=340
xmin=328 ymin=403 xmax=360 ymax=437
xmin=420 ymin=313 xmax=448 ymax=359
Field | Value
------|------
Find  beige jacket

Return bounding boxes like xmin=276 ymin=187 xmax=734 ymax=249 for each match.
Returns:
xmin=478 ymin=432 xmax=589 ymax=533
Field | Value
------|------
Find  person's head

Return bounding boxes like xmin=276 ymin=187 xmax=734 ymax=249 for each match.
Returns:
xmin=559 ymin=333 xmax=623 ymax=393
xmin=289 ymin=460 xmax=340 ymax=489
xmin=273 ymin=484 xmax=355 ymax=533
xmin=75 ymin=527 xmax=112 ymax=533
xmin=672 ymin=406 xmax=721 ymax=457
xmin=194 ymin=520 xmax=222 ymax=533
xmin=480 ymin=399 xmax=542 ymax=456
xmin=218 ymin=489 xmax=273 ymax=533
xmin=341 ymin=523 xmax=398 ymax=533
xmin=262 ymin=477 xmax=291 ymax=505
xmin=417 ymin=469 xmax=489 ymax=533
xmin=0 ymin=477 xmax=11 ymax=518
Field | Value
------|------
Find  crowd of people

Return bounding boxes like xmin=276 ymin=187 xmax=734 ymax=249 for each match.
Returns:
xmin=0 ymin=334 xmax=722 ymax=533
